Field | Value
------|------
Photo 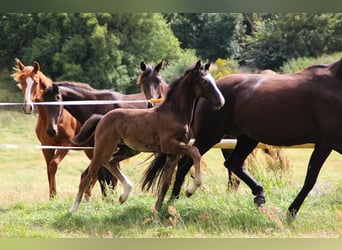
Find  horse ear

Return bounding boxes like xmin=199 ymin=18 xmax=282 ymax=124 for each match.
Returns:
xmin=155 ymin=59 xmax=165 ymax=73
xmin=140 ymin=61 xmax=146 ymax=71
xmin=195 ymin=60 xmax=202 ymax=70
xmin=204 ymin=62 xmax=211 ymax=71
xmin=33 ymin=61 xmax=40 ymax=73
xmin=16 ymin=58 xmax=25 ymax=71
xmin=52 ymin=83 xmax=59 ymax=93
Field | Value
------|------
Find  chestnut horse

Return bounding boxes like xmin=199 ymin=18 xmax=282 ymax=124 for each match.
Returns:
xmin=143 ymin=58 xmax=342 ymax=217
xmin=11 ymin=59 xmax=98 ymax=198
xmin=68 ymin=60 xmax=225 ymax=212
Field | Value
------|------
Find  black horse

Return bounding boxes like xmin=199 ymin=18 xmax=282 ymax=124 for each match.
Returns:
xmin=142 ymin=58 xmax=342 ymax=217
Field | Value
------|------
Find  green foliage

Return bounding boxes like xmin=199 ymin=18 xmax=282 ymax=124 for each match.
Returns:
xmin=164 ymin=13 xmax=243 ymax=61
xmin=244 ymin=13 xmax=342 ymax=70
xmin=160 ymin=49 xmax=199 ymax=83
xmin=280 ymin=52 xmax=342 ymax=73
xmin=0 ymin=13 xmax=182 ymax=93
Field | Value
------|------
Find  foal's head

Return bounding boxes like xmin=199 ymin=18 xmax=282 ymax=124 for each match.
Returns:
xmin=137 ymin=60 xmax=166 ymax=108
xmin=11 ymin=59 xmax=52 ymax=114
xmin=36 ymin=83 xmax=63 ymax=137
xmin=185 ymin=60 xmax=225 ymax=109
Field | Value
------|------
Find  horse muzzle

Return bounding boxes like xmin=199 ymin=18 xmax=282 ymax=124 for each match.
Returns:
xmin=47 ymin=127 xmax=58 ymax=137
xmin=212 ymin=95 xmax=225 ymax=110
xmin=22 ymin=103 xmax=34 ymax=114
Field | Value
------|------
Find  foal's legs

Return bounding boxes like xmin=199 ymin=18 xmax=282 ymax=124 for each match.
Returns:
xmin=288 ymin=145 xmax=331 ymax=217
xmin=70 ymin=144 xmax=139 ymax=212
xmin=225 ymin=134 xmax=265 ymax=207
xmin=103 ymin=161 xmax=133 ymax=204
xmin=171 ymin=136 xmax=222 ymax=200
xmin=70 ymin=161 xmax=101 ymax=212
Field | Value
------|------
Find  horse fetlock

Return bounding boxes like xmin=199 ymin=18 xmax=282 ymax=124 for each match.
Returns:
xmin=69 ymin=202 xmax=79 ymax=213
xmin=185 ymin=182 xmax=199 ymax=197
xmin=119 ymin=183 xmax=133 ymax=204
xmin=253 ymin=195 xmax=266 ymax=208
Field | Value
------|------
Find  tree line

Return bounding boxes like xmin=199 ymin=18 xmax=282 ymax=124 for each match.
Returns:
xmin=1 ymin=13 xmax=341 ymax=93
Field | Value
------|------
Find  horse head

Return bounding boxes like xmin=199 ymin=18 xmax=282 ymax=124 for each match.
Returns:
xmin=137 ymin=59 xmax=167 ymax=108
xmin=11 ymin=59 xmax=52 ymax=114
xmin=188 ymin=60 xmax=225 ymax=109
xmin=36 ymin=83 xmax=63 ymax=137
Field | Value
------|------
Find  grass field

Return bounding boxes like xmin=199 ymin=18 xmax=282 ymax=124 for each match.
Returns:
xmin=1 ymin=74 xmax=342 ymax=238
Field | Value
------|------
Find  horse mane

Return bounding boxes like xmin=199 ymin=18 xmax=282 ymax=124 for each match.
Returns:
xmin=163 ymin=65 xmax=196 ymax=104
xmin=329 ymin=58 xmax=342 ymax=81
xmin=11 ymin=65 xmax=52 ymax=85
xmin=55 ymin=81 xmax=94 ymax=90
xmin=162 ymin=75 xmax=183 ymax=103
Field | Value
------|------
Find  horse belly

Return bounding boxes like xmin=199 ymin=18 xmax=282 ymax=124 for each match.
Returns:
xmin=122 ymin=136 xmax=161 ymax=152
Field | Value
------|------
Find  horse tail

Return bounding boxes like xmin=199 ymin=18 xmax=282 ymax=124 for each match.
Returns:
xmin=71 ymin=114 xmax=103 ymax=145
xmin=141 ymin=153 xmax=167 ymax=192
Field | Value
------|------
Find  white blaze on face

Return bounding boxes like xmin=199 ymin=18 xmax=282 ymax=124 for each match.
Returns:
xmin=205 ymin=73 xmax=225 ymax=107
xmin=24 ymin=77 xmax=35 ymax=113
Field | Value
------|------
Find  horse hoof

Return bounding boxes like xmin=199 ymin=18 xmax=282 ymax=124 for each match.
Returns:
xmin=254 ymin=196 xmax=266 ymax=207
xmin=119 ymin=195 xmax=128 ymax=204
xmin=185 ymin=190 xmax=193 ymax=198
xmin=287 ymin=208 xmax=298 ymax=219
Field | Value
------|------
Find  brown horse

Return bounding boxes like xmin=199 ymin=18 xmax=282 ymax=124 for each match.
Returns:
xmin=32 ymin=60 xmax=167 ymax=197
xmin=68 ymin=60 xmax=225 ymax=212
xmin=138 ymin=60 xmax=168 ymax=107
xmin=143 ymin=58 xmax=342 ymax=217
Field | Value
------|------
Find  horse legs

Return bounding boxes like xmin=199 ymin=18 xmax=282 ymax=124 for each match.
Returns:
xmin=42 ymin=148 xmax=69 ymax=198
xmin=171 ymin=155 xmax=194 ymax=200
xmin=288 ymin=145 xmax=331 ymax=217
xmin=154 ymin=154 xmax=179 ymax=211
xmin=70 ymin=162 xmax=100 ymax=212
xmin=225 ymin=134 xmax=265 ymax=207
xmin=171 ymin=136 xmax=222 ymax=200
xmin=97 ymin=166 xmax=119 ymax=197
xmin=221 ymin=148 xmax=239 ymax=190
xmin=84 ymin=148 xmax=118 ymax=199
xmin=104 ymin=161 xmax=133 ymax=204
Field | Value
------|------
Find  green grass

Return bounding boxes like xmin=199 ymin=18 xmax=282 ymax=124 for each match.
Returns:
xmin=1 ymin=72 xmax=342 ymax=237
xmin=1 ymin=110 xmax=342 ymax=238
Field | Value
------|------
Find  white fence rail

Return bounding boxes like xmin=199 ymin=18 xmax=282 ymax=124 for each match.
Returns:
xmin=0 ymin=139 xmax=315 ymax=150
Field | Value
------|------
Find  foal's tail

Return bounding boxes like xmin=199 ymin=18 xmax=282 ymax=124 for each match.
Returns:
xmin=71 ymin=114 xmax=103 ymax=145
xmin=141 ymin=153 xmax=167 ymax=192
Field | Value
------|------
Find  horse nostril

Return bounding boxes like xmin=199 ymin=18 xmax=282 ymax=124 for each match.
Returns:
xmin=47 ymin=128 xmax=57 ymax=137
xmin=23 ymin=105 xmax=33 ymax=114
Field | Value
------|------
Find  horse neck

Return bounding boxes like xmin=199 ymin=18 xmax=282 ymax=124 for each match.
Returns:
xmin=161 ymin=81 xmax=169 ymax=97
xmin=158 ymin=78 xmax=196 ymax=124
